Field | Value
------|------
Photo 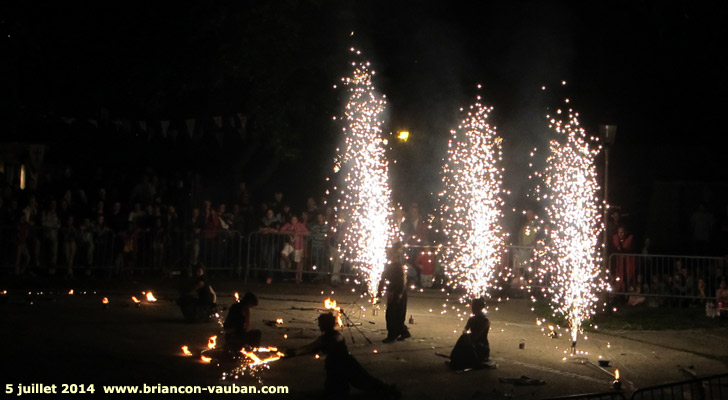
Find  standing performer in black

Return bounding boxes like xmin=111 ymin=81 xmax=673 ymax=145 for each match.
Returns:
xmin=378 ymin=242 xmax=411 ymax=343
xmin=286 ymin=312 xmax=400 ymax=399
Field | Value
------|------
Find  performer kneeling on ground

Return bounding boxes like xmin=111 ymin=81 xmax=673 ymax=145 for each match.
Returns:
xmin=176 ymin=264 xmax=217 ymax=322
xmin=448 ymin=297 xmax=490 ymax=370
xmin=286 ymin=312 xmax=400 ymax=400
xmin=378 ymin=242 xmax=411 ymax=343
xmin=224 ymin=291 xmax=262 ymax=351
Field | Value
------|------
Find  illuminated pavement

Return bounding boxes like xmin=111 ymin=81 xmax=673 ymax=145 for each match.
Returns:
xmin=2 ymin=278 xmax=727 ymax=399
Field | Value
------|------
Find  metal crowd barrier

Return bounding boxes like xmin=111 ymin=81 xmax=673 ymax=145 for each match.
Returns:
xmin=244 ymin=231 xmax=352 ymax=283
xmin=630 ymin=373 xmax=728 ymax=400
xmin=608 ymin=253 xmax=728 ymax=299
xmin=0 ymin=225 xmax=245 ymax=277
xmin=541 ymin=373 xmax=728 ymax=400
xmin=542 ymin=391 xmax=627 ymax=400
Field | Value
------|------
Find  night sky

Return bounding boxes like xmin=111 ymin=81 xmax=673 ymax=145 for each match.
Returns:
xmin=3 ymin=1 xmax=727 ymax=217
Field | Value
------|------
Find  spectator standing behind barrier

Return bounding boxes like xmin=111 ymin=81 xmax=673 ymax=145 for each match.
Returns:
xmin=14 ymin=210 xmax=32 ymax=276
xmin=308 ymin=213 xmax=328 ymax=280
xmin=612 ymin=226 xmax=635 ymax=293
xmin=201 ymin=200 xmax=220 ymax=268
xmin=78 ymin=218 xmax=95 ymax=276
xmin=42 ymin=200 xmax=61 ymax=275
xmin=259 ymin=209 xmax=281 ymax=282
xmin=716 ymin=280 xmax=728 ymax=310
xmin=62 ymin=216 xmax=78 ymax=277
xmin=186 ymin=208 xmax=202 ymax=275
xmin=514 ymin=208 xmax=539 ymax=285
xmin=280 ymin=215 xmax=308 ymax=284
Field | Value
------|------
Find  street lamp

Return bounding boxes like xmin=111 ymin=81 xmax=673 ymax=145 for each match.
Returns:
xmin=599 ymin=124 xmax=617 ymax=270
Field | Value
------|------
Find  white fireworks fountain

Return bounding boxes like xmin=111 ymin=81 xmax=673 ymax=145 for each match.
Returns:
xmin=440 ymin=88 xmax=508 ymax=301
xmin=530 ymin=93 xmax=608 ymax=347
xmin=334 ymin=47 xmax=394 ymax=296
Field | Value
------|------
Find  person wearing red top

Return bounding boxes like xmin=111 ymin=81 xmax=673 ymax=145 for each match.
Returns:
xmin=280 ymin=215 xmax=308 ymax=283
xmin=612 ymin=226 xmax=635 ymax=293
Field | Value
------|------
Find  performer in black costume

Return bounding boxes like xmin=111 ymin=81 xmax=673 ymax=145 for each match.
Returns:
xmin=448 ymin=297 xmax=490 ymax=370
xmin=176 ymin=264 xmax=217 ymax=322
xmin=286 ymin=313 xmax=399 ymax=399
xmin=378 ymin=242 xmax=411 ymax=343
xmin=223 ymin=292 xmax=262 ymax=351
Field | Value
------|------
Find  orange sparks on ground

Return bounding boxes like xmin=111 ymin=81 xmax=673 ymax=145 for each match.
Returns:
xmin=208 ymin=336 xmax=217 ymax=350
xmin=131 ymin=296 xmax=141 ymax=303
xmin=144 ymin=291 xmax=157 ymax=302
xmin=240 ymin=347 xmax=284 ymax=366
xmin=200 ymin=355 xmax=212 ymax=363
xmin=181 ymin=346 xmax=192 ymax=356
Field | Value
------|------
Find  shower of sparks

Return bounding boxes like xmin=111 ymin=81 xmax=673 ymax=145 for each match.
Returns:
xmin=221 ymin=347 xmax=285 ymax=384
xmin=440 ymin=90 xmax=507 ymax=300
xmin=530 ymin=96 xmax=608 ymax=344
xmin=335 ymin=46 xmax=394 ymax=296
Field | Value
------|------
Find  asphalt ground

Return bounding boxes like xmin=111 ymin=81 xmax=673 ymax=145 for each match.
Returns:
xmin=2 ymin=275 xmax=728 ymax=399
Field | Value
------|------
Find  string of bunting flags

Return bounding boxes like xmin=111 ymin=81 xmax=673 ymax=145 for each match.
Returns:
xmin=58 ymin=110 xmax=247 ymax=143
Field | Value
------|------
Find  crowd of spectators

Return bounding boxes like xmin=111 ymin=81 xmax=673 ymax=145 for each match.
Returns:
xmin=0 ymin=165 xmax=333 ymax=279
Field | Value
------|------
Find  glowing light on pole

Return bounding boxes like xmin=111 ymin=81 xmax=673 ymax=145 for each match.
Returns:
xmin=334 ymin=47 xmax=394 ymax=296
xmin=440 ymin=89 xmax=507 ymax=300
xmin=530 ymin=94 xmax=608 ymax=346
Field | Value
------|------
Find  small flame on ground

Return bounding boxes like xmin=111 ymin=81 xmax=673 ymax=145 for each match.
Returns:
xmin=131 ymin=296 xmax=141 ymax=303
xmin=208 ymin=335 xmax=217 ymax=349
xmin=615 ymin=369 xmax=620 ymax=380
xmin=144 ymin=291 xmax=157 ymax=302
xmin=102 ymin=297 xmax=109 ymax=304
xmin=324 ymin=298 xmax=344 ymax=327
xmin=181 ymin=346 xmax=192 ymax=356
xmin=275 ymin=318 xmax=284 ymax=325
xmin=234 ymin=292 xmax=240 ymax=302
xmin=68 ymin=290 xmax=74 ymax=295
xmin=200 ymin=355 xmax=212 ymax=363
